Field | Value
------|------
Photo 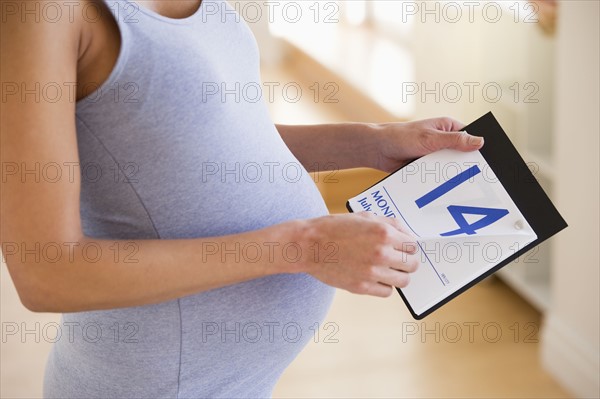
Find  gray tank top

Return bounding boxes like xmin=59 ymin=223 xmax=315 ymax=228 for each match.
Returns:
xmin=43 ymin=1 xmax=335 ymax=397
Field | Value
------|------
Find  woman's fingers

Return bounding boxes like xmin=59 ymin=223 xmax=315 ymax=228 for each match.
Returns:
xmin=380 ymin=247 xmax=420 ymax=274
xmin=356 ymin=212 xmax=418 ymax=254
xmin=373 ymin=264 xmax=413 ymax=288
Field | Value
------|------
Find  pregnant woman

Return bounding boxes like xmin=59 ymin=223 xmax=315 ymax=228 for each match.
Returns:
xmin=1 ymin=0 xmax=483 ymax=397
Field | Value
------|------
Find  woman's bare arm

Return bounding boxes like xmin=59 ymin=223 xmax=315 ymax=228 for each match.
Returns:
xmin=1 ymin=6 xmax=419 ymax=313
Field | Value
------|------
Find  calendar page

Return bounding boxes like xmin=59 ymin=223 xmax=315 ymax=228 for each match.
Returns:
xmin=347 ymin=149 xmax=537 ymax=317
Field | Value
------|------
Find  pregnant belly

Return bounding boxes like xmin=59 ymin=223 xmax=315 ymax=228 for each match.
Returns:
xmin=45 ymin=271 xmax=335 ymax=398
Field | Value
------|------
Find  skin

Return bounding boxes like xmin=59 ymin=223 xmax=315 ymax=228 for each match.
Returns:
xmin=0 ymin=0 xmax=484 ymax=313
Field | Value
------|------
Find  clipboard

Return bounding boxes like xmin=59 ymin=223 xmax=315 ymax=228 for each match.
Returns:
xmin=346 ymin=112 xmax=568 ymax=319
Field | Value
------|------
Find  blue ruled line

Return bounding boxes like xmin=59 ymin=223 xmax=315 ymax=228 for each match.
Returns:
xmin=381 ymin=186 xmax=420 ymax=238
xmin=417 ymin=241 xmax=446 ymax=286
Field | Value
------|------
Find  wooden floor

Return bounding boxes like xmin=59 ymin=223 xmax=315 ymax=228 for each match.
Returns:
xmin=273 ymin=281 xmax=570 ymax=398
xmin=0 ymin=65 xmax=571 ymax=399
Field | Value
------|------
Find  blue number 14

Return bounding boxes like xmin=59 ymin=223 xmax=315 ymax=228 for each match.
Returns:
xmin=415 ymin=165 xmax=509 ymax=236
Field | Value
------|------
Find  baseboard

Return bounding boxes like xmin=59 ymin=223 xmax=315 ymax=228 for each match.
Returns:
xmin=541 ymin=313 xmax=600 ymax=398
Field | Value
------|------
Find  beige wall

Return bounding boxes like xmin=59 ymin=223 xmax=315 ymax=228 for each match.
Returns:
xmin=542 ymin=2 xmax=600 ymax=398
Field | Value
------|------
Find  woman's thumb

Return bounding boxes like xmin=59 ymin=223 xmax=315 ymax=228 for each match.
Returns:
xmin=438 ymin=130 xmax=484 ymax=151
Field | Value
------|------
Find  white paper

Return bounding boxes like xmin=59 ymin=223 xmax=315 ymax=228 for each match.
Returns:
xmin=347 ymin=149 xmax=537 ymax=316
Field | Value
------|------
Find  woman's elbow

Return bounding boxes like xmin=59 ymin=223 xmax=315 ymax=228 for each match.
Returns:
xmin=5 ymin=261 xmax=66 ymax=313
xmin=19 ymin=291 xmax=49 ymax=313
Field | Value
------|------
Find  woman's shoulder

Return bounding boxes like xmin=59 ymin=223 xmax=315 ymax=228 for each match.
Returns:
xmin=2 ymin=1 xmax=85 ymax=83
xmin=4 ymin=0 xmax=123 ymax=105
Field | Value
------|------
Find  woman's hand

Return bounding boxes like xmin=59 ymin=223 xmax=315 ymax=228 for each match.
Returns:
xmin=296 ymin=212 xmax=420 ymax=297
xmin=372 ymin=117 xmax=484 ymax=173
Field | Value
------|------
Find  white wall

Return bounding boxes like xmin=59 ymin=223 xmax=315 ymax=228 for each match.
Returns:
xmin=410 ymin=2 xmax=555 ymax=144
xmin=542 ymin=2 xmax=600 ymax=398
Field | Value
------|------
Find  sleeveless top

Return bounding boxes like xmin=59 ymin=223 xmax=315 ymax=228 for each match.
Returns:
xmin=43 ymin=1 xmax=335 ymax=397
